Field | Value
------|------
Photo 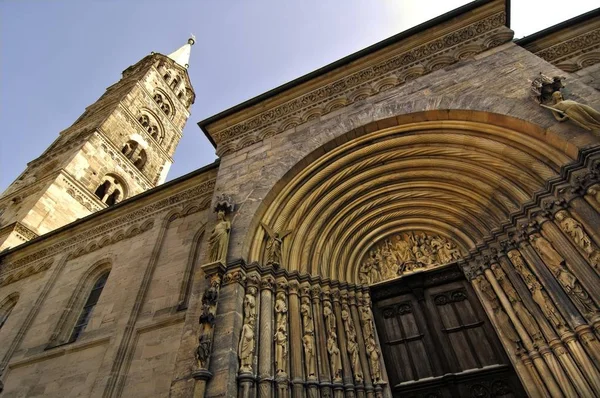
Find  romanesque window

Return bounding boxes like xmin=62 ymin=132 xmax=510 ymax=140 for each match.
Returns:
xmin=170 ymin=77 xmax=179 ymax=90
xmin=69 ymin=271 xmax=109 ymax=342
xmin=153 ymin=92 xmax=173 ymax=117
xmin=47 ymin=263 xmax=111 ymax=348
xmin=138 ymin=113 xmax=163 ymax=143
xmin=0 ymin=293 xmax=19 ymax=330
xmin=133 ymin=149 xmax=147 ymax=171
xmin=94 ymin=175 xmax=126 ymax=206
xmin=121 ymin=140 xmax=138 ymax=159
xmin=138 ymin=114 xmax=150 ymax=128
xmin=163 ymin=72 xmax=171 ymax=82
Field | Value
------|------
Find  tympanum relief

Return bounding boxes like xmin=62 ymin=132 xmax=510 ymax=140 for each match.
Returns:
xmin=359 ymin=232 xmax=462 ymax=284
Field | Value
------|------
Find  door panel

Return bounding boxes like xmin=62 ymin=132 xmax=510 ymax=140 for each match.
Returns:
xmin=371 ymin=265 xmax=526 ymax=397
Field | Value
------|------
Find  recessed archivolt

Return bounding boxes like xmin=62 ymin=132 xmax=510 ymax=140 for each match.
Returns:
xmin=247 ymin=115 xmax=574 ymax=283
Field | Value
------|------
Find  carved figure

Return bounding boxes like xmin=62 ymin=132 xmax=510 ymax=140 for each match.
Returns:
xmin=359 ymin=305 xmax=375 ymax=340
xmin=327 ymin=333 xmax=342 ymax=380
xmin=260 ymin=222 xmax=292 ymax=268
xmin=323 ymin=301 xmax=336 ymax=336
xmin=342 ymin=304 xmax=363 ymax=382
xmin=196 ymin=334 xmax=212 ymax=368
xmin=530 ymin=234 xmax=598 ymax=315
xmin=275 ymin=292 xmax=288 ymax=331
xmin=542 ymin=91 xmax=600 ymax=131
xmin=243 ymin=287 xmax=257 ymax=321
xmin=556 ymin=211 xmax=593 ymax=253
xmin=509 ymin=251 xmax=566 ymax=331
xmin=302 ymin=332 xmax=316 ymax=377
xmin=274 ymin=326 xmax=288 ymax=375
xmin=238 ymin=316 xmax=255 ymax=373
xmin=300 ymin=296 xmax=314 ymax=333
xmin=208 ymin=210 xmax=231 ymax=263
xmin=477 ymin=275 xmax=520 ymax=346
xmin=366 ymin=337 xmax=382 ymax=383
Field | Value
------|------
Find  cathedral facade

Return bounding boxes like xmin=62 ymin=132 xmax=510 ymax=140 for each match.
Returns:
xmin=1 ymin=1 xmax=600 ymax=397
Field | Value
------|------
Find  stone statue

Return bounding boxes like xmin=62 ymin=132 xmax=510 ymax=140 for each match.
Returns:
xmin=530 ymin=234 xmax=598 ymax=316
xmin=509 ymin=251 xmax=566 ymax=331
xmin=323 ymin=301 xmax=336 ymax=336
xmin=238 ymin=316 xmax=256 ymax=373
xmin=208 ymin=210 xmax=231 ymax=264
xmin=327 ymin=333 xmax=343 ymax=380
xmin=477 ymin=275 xmax=520 ymax=346
xmin=359 ymin=305 xmax=375 ymax=340
xmin=342 ymin=303 xmax=363 ymax=382
xmin=555 ymin=211 xmax=593 ymax=254
xmin=542 ymin=91 xmax=600 ymax=131
xmin=302 ymin=332 xmax=317 ymax=378
xmin=243 ymin=287 xmax=257 ymax=321
xmin=366 ymin=337 xmax=382 ymax=383
xmin=300 ymin=296 xmax=314 ymax=333
xmin=274 ymin=326 xmax=288 ymax=375
xmin=275 ymin=292 xmax=288 ymax=331
xmin=260 ymin=222 xmax=292 ymax=268
xmin=196 ymin=333 xmax=212 ymax=369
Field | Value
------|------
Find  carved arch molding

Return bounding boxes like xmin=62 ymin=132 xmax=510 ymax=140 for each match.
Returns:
xmin=236 ymin=111 xmax=600 ymax=397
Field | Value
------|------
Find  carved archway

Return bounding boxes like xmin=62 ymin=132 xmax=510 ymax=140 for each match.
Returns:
xmin=248 ymin=111 xmax=573 ymax=283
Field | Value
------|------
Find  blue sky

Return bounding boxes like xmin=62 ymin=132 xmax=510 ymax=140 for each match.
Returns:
xmin=1 ymin=0 xmax=597 ymax=193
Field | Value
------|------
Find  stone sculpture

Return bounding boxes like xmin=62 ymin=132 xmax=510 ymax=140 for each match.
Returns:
xmin=302 ymin=332 xmax=317 ymax=378
xmin=327 ymin=333 xmax=343 ymax=380
xmin=260 ymin=222 xmax=292 ymax=268
xmin=239 ymin=316 xmax=256 ymax=373
xmin=275 ymin=291 xmax=288 ymax=331
xmin=542 ymin=91 xmax=600 ymax=131
xmin=274 ymin=326 xmax=288 ymax=375
xmin=300 ymin=296 xmax=314 ymax=333
xmin=555 ymin=210 xmax=600 ymax=267
xmin=360 ymin=232 xmax=462 ymax=284
xmin=342 ymin=303 xmax=363 ymax=382
xmin=366 ymin=337 xmax=382 ymax=383
xmin=208 ymin=210 xmax=231 ymax=264
xmin=477 ymin=274 xmax=520 ymax=346
xmin=243 ymin=286 xmax=257 ymax=321
xmin=530 ymin=234 xmax=598 ymax=316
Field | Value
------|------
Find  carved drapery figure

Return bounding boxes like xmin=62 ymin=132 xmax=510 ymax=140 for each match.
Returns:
xmin=476 ymin=274 xmax=521 ymax=347
xmin=491 ymin=264 xmax=542 ymax=341
xmin=208 ymin=210 xmax=231 ymax=264
xmin=275 ymin=291 xmax=288 ymax=331
xmin=300 ymin=296 xmax=314 ymax=333
xmin=239 ymin=316 xmax=256 ymax=373
xmin=366 ymin=337 xmax=382 ymax=383
xmin=274 ymin=326 xmax=288 ymax=376
xmin=509 ymin=251 xmax=566 ymax=331
xmin=323 ymin=301 xmax=336 ymax=336
xmin=244 ymin=286 xmax=257 ymax=320
xmin=342 ymin=303 xmax=363 ymax=382
xmin=260 ymin=222 xmax=292 ymax=268
xmin=543 ymin=91 xmax=600 ymax=131
xmin=360 ymin=232 xmax=462 ymax=284
xmin=530 ymin=234 xmax=598 ymax=316
xmin=359 ymin=305 xmax=375 ymax=341
xmin=196 ymin=273 xmax=222 ymax=369
xmin=327 ymin=333 xmax=343 ymax=380
xmin=555 ymin=210 xmax=600 ymax=267
xmin=302 ymin=332 xmax=317 ymax=378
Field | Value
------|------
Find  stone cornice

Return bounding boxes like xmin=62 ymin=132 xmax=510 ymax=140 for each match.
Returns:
xmin=517 ymin=12 xmax=600 ymax=72
xmin=0 ymin=177 xmax=216 ymax=274
xmin=0 ymin=222 xmax=39 ymax=243
xmin=61 ymin=170 xmax=107 ymax=212
xmin=202 ymin=1 xmax=511 ymax=155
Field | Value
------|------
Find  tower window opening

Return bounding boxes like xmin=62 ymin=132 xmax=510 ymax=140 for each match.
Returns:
xmin=133 ymin=150 xmax=147 ymax=171
xmin=106 ymin=189 xmax=121 ymax=206
xmin=94 ymin=180 xmax=111 ymax=199
xmin=121 ymin=140 xmax=138 ymax=159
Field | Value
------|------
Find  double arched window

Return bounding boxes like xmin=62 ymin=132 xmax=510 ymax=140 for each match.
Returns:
xmin=153 ymin=93 xmax=171 ymax=116
xmin=94 ymin=175 xmax=126 ymax=206
xmin=47 ymin=264 xmax=111 ymax=347
xmin=121 ymin=140 xmax=147 ymax=171
xmin=0 ymin=293 xmax=19 ymax=330
xmin=138 ymin=113 xmax=164 ymax=144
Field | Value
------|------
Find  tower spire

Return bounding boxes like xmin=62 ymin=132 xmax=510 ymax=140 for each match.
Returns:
xmin=167 ymin=35 xmax=195 ymax=69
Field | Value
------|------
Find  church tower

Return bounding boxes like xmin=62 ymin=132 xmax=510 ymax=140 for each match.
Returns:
xmin=0 ymin=37 xmax=196 ymax=250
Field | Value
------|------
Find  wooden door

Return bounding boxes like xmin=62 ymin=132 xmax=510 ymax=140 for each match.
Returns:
xmin=371 ymin=265 xmax=526 ymax=398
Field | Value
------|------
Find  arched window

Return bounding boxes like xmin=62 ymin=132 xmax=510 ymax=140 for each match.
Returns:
xmin=94 ymin=180 xmax=111 ymax=199
xmin=163 ymin=72 xmax=171 ymax=82
xmin=170 ymin=77 xmax=179 ymax=89
xmin=94 ymin=175 xmax=126 ymax=205
xmin=69 ymin=271 xmax=109 ymax=342
xmin=153 ymin=92 xmax=173 ymax=117
xmin=0 ymin=293 xmax=19 ymax=330
xmin=133 ymin=149 xmax=147 ymax=171
xmin=121 ymin=140 xmax=138 ymax=159
xmin=138 ymin=115 xmax=150 ymax=128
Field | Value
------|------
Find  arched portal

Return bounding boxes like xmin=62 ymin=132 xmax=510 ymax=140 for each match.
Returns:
xmin=237 ymin=111 xmax=600 ymax=397
xmin=248 ymin=112 xmax=572 ymax=283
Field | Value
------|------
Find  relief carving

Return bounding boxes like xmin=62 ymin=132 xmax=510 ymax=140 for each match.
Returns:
xmin=341 ymin=303 xmax=363 ymax=383
xmin=508 ymin=251 xmax=566 ymax=332
xmin=359 ymin=301 xmax=383 ymax=383
xmin=196 ymin=273 xmax=221 ymax=369
xmin=208 ymin=195 xmax=235 ymax=264
xmin=238 ymin=316 xmax=256 ymax=373
xmin=530 ymin=234 xmax=599 ymax=317
xmin=324 ymin=301 xmax=342 ymax=381
xmin=476 ymin=274 xmax=521 ymax=347
xmin=274 ymin=291 xmax=288 ymax=376
xmin=260 ymin=222 xmax=292 ymax=269
xmin=555 ymin=210 xmax=600 ymax=268
xmin=359 ymin=232 xmax=462 ymax=284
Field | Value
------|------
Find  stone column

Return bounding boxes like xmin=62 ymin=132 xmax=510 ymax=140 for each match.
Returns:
xmin=238 ymin=272 xmax=261 ymax=398
xmin=206 ymin=265 xmax=247 ymax=398
xmin=311 ymin=285 xmax=333 ymax=398
xmin=361 ymin=290 xmax=389 ymax=398
xmin=350 ymin=291 xmax=373 ymax=398
xmin=332 ymin=287 xmax=355 ymax=398
xmin=191 ymin=261 xmax=226 ymax=398
xmin=478 ymin=266 xmax=565 ymax=397
xmin=563 ymin=194 xmax=600 ymax=247
xmin=258 ymin=275 xmax=276 ymax=398
xmin=343 ymin=291 xmax=365 ymax=398
xmin=288 ymin=280 xmax=305 ymax=398
xmin=275 ymin=279 xmax=290 ymax=398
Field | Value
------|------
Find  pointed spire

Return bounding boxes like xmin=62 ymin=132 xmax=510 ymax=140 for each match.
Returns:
xmin=167 ymin=35 xmax=195 ymax=69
